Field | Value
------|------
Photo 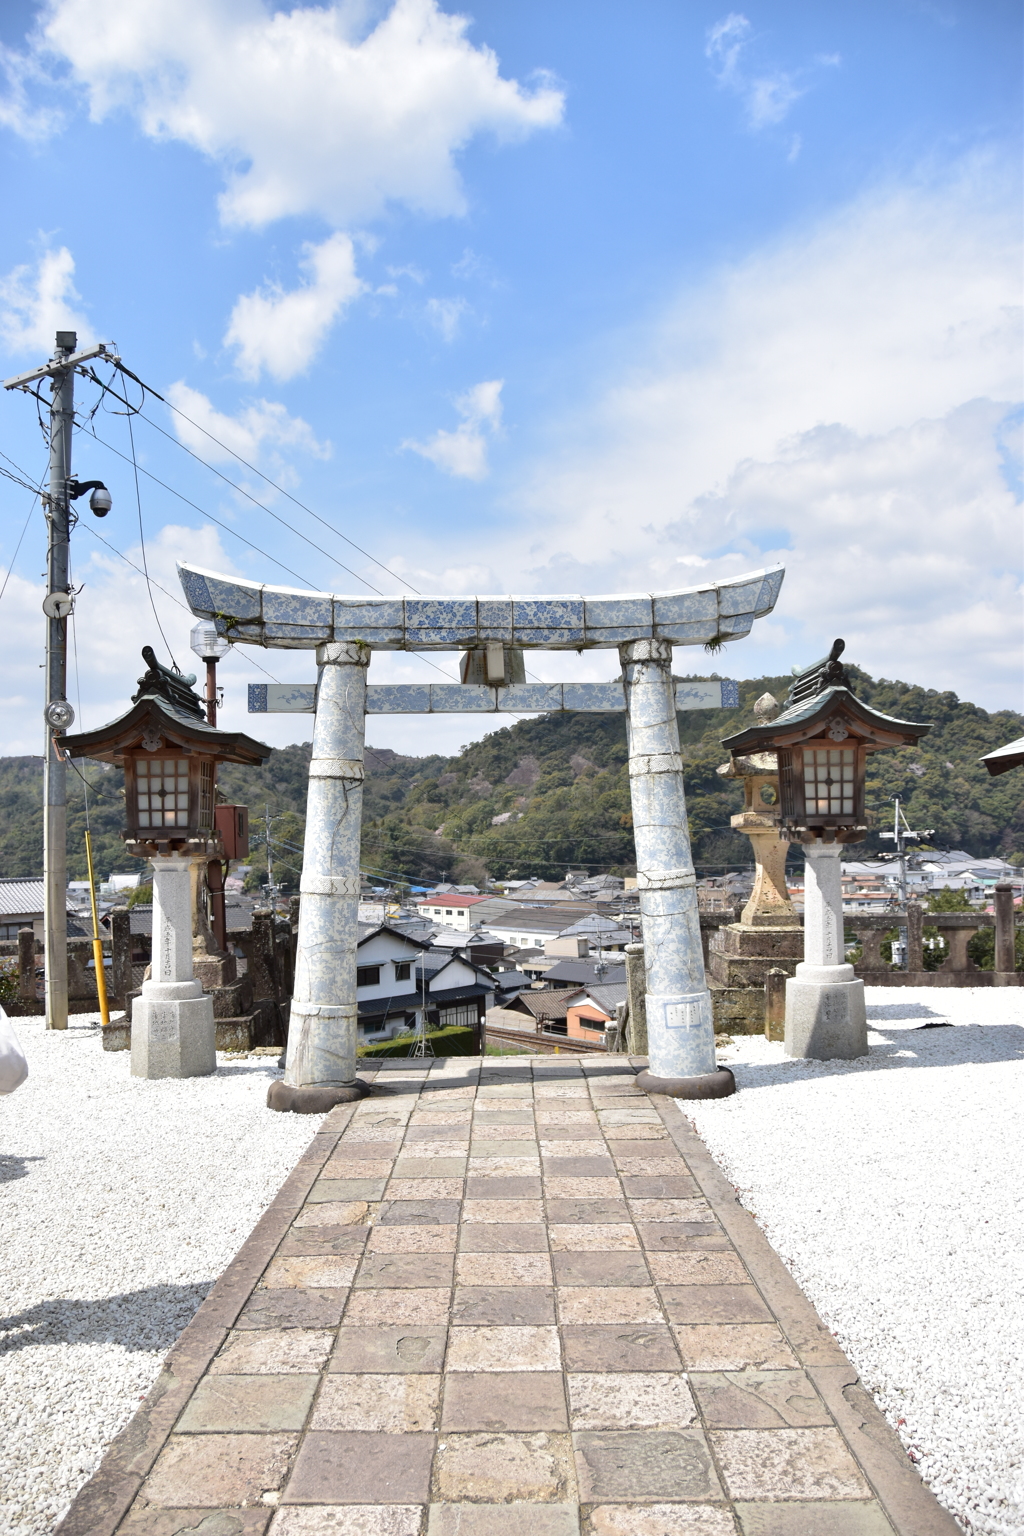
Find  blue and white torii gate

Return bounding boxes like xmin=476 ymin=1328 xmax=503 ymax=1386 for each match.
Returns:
xmin=178 ymin=562 xmax=784 ymax=1107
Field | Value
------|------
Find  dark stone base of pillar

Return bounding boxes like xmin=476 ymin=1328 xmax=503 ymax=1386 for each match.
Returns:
xmin=636 ymin=1067 xmax=736 ymax=1099
xmin=267 ymin=1079 xmax=371 ymax=1114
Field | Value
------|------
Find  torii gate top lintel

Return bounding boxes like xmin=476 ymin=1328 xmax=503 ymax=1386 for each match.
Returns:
xmin=177 ymin=563 xmax=784 ymax=651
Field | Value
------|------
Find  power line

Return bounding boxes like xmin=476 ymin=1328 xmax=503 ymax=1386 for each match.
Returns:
xmin=108 ymin=361 xmax=417 ymax=594
xmin=0 ymin=478 xmax=44 ymax=607
xmin=134 ymin=404 xmax=387 ymax=596
xmin=77 ymin=416 xmax=461 ymax=683
xmin=79 ymin=421 xmax=317 ymax=590
xmin=76 ymin=520 xmax=281 ymax=683
xmin=126 ymin=411 xmax=179 ymax=669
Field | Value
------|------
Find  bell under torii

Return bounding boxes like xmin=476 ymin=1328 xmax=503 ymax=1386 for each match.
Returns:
xmin=178 ymin=562 xmax=784 ymax=1108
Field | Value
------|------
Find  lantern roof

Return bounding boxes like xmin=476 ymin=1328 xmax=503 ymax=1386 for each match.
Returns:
xmin=721 ymin=640 xmax=931 ymax=754
xmin=62 ymin=646 xmax=272 ymax=767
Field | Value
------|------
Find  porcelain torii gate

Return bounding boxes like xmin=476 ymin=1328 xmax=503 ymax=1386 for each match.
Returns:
xmin=178 ymin=562 xmax=784 ymax=1108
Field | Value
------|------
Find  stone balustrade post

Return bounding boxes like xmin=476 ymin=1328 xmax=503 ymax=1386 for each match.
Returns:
xmin=624 ymin=942 xmax=648 ymax=1056
xmin=619 ymin=638 xmax=733 ymax=1097
xmin=853 ymin=926 xmax=886 ymax=971
xmin=270 ymin=641 xmax=371 ymax=1112
xmin=994 ymin=882 xmax=1017 ymax=983
xmin=132 ymin=854 xmax=216 ymax=1079
xmin=906 ymin=901 xmax=924 ymax=973
xmin=939 ymin=925 xmax=975 ymax=973
xmin=785 ymin=840 xmax=866 ymax=1060
xmin=110 ymin=907 xmax=133 ymax=1009
xmin=18 ymin=926 xmax=35 ymax=1002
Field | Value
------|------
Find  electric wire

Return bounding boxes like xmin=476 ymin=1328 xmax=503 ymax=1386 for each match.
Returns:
xmin=76 ymin=521 xmax=282 ymax=683
xmin=110 ymin=361 xmax=416 ymax=594
xmin=0 ymin=475 xmax=44 ymax=606
xmin=77 ymin=420 xmax=461 ymax=681
xmin=126 ymin=411 xmax=179 ymax=670
xmin=85 ymin=367 xmax=519 ymax=684
xmin=78 ymin=422 xmax=317 ymax=589
xmin=136 ymin=407 xmax=387 ymax=597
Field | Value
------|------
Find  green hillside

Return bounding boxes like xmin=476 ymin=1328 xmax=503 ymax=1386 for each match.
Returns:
xmin=1 ymin=665 xmax=1021 ymax=884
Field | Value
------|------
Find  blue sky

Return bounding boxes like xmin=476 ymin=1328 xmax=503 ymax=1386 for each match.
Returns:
xmin=0 ymin=0 xmax=1020 ymax=758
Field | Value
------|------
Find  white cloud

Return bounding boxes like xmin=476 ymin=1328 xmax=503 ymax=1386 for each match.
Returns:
xmin=225 ymin=234 xmax=365 ymax=382
xmin=165 ymin=382 xmax=330 ymax=464
xmin=705 ymin=12 xmax=835 ymax=131
xmin=0 ymin=246 xmax=92 ymax=356
xmin=29 ymin=0 xmax=564 ymax=229
xmin=0 ymin=42 xmax=62 ymax=139
xmin=425 ymin=295 xmax=469 ymax=342
xmin=403 ymin=379 xmax=503 ymax=480
xmin=505 ymin=159 xmax=1022 ymax=709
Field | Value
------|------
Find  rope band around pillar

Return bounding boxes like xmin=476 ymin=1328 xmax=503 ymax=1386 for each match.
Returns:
xmin=299 ymin=876 xmax=362 ymax=898
xmin=628 ymin=752 xmax=685 ymax=776
xmin=635 ymin=869 xmax=697 ymax=891
xmin=619 ymin=636 xmax=674 ymax=664
xmin=308 ymin=758 xmax=365 ymax=781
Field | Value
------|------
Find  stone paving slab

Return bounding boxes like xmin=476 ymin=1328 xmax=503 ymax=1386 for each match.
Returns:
xmin=57 ymin=1057 xmax=961 ymax=1536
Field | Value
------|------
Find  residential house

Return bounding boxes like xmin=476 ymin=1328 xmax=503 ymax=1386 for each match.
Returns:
xmin=485 ymin=904 xmax=608 ymax=951
xmin=412 ymin=893 xmax=515 ymax=931
xmin=354 ymin=924 xmax=495 ymax=1041
xmin=0 ymin=877 xmax=88 ymax=941
xmin=498 ymin=986 xmax=583 ymax=1036
xmin=543 ymin=955 xmax=627 ymax=989
xmin=566 ymin=981 xmax=628 ymax=1043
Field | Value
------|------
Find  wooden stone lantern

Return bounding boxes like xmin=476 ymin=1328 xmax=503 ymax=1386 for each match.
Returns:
xmin=63 ymin=647 xmax=270 ymax=1078
xmin=721 ymin=640 xmax=931 ymax=1060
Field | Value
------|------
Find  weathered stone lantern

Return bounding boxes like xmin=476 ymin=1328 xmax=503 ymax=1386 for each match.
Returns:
xmin=63 ymin=647 xmax=270 ymax=1079
xmin=708 ymin=693 xmax=803 ymax=1036
xmin=721 ymin=641 xmax=931 ymax=1059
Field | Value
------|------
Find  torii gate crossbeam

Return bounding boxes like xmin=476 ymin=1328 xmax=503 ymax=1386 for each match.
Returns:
xmin=178 ymin=563 xmax=784 ymax=1106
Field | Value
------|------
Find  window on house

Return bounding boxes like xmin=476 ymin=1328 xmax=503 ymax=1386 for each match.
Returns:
xmin=394 ymin=962 xmax=411 ymax=981
xmin=356 ymin=965 xmax=381 ymax=987
xmin=445 ymin=909 xmax=453 ymax=916
xmin=438 ymin=1003 xmax=477 ymax=1028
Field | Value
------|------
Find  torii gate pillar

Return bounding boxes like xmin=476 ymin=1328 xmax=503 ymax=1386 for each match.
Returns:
xmin=621 ymin=639 xmax=734 ymax=1098
xmin=268 ymin=641 xmax=372 ymax=1112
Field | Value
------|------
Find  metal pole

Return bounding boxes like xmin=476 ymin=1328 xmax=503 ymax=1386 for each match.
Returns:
xmin=44 ymin=333 xmax=75 ymax=1031
xmin=205 ymin=658 xmax=217 ymax=726
xmin=84 ymin=829 xmax=110 ymax=1027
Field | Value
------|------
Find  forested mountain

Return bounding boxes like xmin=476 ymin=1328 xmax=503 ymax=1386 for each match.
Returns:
xmin=1 ymin=666 xmax=1021 ymax=885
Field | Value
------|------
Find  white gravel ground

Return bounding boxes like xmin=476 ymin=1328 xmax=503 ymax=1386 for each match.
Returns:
xmin=0 ymin=1015 xmax=323 ymax=1536
xmin=685 ymin=987 xmax=1024 ymax=1536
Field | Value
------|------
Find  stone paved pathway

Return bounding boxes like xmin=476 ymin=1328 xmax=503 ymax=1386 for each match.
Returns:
xmin=59 ymin=1056 xmax=959 ymax=1536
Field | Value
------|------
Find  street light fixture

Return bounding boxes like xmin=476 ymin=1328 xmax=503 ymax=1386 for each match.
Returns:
xmin=190 ymin=620 xmax=231 ymax=728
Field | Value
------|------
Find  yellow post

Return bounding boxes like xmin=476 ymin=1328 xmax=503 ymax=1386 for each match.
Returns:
xmin=84 ymin=829 xmax=110 ymax=1027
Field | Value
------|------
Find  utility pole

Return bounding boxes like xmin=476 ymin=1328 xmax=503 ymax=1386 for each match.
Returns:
xmin=4 ymin=332 xmax=116 ymax=1029
xmin=880 ymin=796 xmax=935 ymax=968
xmin=43 ymin=333 xmax=75 ymax=1030
xmin=265 ymin=804 xmax=276 ymax=907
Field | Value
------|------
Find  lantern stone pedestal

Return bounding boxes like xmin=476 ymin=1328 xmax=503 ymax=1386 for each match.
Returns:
xmin=709 ymin=729 xmax=802 ymax=1034
xmin=132 ymin=855 xmax=216 ymax=1080
xmin=785 ymin=840 xmax=866 ymax=1060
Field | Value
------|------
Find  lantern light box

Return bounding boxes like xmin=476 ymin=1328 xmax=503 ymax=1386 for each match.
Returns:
xmin=64 ymin=646 xmax=269 ymax=857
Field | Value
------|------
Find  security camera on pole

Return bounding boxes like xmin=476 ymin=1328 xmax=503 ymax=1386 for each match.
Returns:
xmin=3 ymin=331 xmax=117 ymax=1030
